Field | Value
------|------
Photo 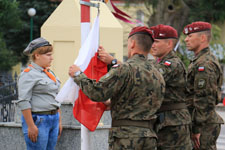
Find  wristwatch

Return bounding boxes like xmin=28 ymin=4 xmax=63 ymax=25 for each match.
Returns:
xmin=111 ymin=59 xmax=117 ymax=66
xmin=74 ymin=71 xmax=81 ymax=77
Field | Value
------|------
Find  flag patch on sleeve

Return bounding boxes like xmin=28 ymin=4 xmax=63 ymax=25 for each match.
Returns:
xmin=164 ymin=61 xmax=171 ymax=66
xmin=198 ymin=67 xmax=205 ymax=71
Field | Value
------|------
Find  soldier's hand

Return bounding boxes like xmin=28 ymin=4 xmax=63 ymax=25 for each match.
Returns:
xmin=192 ymin=133 xmax=200 ymax=150
xmin=98 ymin=46 xmax=114 ymax=65
xmin=103 ymin=99 xmax=111 ymax=111
xmin=69 ymin=65 xmax=81 ymax=77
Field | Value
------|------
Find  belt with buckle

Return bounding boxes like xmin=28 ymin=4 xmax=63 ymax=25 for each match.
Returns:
xmin=112 ymin=119 xmax=155 ymax=129
xmin=32 ymin=109 xmax=58 ymax=115
xmin=157 ymin=102 xmax=187 ymax=113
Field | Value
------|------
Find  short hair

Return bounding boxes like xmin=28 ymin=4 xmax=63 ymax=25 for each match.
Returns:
xmin=165 ymin=38 xmax=178 ymax=49
xmin=31 ymin=46 xmax=53 ymax=61
xmin=197 ymin=30 xmax=211 ymax=42
xmin=130 ymin=34 xmax=153 ymax=53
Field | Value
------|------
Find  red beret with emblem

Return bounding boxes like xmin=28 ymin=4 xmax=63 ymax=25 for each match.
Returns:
xmin=183 ymin=21 xmax=211 ymax=35
xmin=150 ymin=24 xmax=178 ymax=39
xmin=128 ymin=26 xmax=153 ymax=39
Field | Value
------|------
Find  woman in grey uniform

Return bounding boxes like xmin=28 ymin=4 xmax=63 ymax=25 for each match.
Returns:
xmin=17 ymin=37 xmax=62 ymax=150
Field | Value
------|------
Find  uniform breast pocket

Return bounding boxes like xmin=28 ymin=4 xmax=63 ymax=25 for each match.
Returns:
xmin=35 ymin=79 xmax=57 ymax=93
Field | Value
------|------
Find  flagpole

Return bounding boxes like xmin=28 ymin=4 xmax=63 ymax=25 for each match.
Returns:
xmin=80 ymin=0 xmax=91 ymax=150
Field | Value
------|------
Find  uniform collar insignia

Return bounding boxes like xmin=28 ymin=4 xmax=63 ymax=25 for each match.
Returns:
xmin=185 ymin=28 xmax=188 ymax=34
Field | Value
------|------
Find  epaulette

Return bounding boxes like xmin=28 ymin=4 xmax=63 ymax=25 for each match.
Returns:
xmin=23 ymin=68 xmax=30 ymax=72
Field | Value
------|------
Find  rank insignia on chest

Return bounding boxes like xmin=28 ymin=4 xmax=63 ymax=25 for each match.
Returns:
xmin=164 ymin=61 xmax=171 ymax=66
xmin=198 ymin=66 xmax=205 ymax=71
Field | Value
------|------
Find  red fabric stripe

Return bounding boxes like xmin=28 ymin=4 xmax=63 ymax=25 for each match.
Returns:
xmin=112 ymin=12 xmax=135 ymax=24
xmin=110 ymin=0 xmax=131 ymax=18
xmin=223 ymin=97 xmax=225 ymax=106
xmin=73 ymin=53 xmax=108 ymax=131
xmin=81 ymin=0 xmax=90 ymax=22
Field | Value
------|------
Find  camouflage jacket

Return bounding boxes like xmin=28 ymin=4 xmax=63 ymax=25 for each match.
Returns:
xmin=153 ymin=51 xmax=191 ymax=127
xmin=74 ymin=54 xmax=165 ymax=138
xmin=186 ymin=47 xmax=224 ymax=133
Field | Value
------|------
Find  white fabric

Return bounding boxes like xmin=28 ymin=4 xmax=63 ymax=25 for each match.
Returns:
xmin=55 ymin=15 xmax=100 ymax=103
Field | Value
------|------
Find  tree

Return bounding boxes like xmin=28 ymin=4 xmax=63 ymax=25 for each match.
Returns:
xmin=124 ymin=0 xmax=225 ymax=34
xmin=0 ymin=34 xmax=17 ymax=71
xmin=2 ymin=0 xmax=60 ymax=65
xmin=0 ymin=0 xmax=22 ymax=71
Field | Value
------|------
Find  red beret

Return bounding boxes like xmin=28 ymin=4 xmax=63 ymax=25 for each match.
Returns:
xmin=150 ymin=24 xmax=178 ymax=39
xmin=183 ymin=21 xmax=211 ymax=35
xmin=128 ymin=26 xmax=153 ymax=39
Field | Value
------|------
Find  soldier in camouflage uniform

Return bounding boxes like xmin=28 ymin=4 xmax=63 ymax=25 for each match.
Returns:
xmin=69 ymin=26 xmax=165 ymax=150
xmin=183 ymin=21 xmax=224 ymax=150
xmin=150 ymin=24 xmax=192 ymax=150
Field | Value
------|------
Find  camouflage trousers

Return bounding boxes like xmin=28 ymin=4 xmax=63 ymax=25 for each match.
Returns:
xmin=109 ymin=137 xmax=157 ymax=150
xmin=194 ymin=123 xmax=221 ymax=150
xmin=157 ymin=125 xmax=192 ymax=150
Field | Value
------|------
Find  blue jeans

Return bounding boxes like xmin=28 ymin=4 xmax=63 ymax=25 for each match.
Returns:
xmin=22 ymin=113 xmax=59 ymax=150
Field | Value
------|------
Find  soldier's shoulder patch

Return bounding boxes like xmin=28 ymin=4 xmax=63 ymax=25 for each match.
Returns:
xmin=197 ymin=78 xmax=206 ymax=89
xmin=198 ymin=66 xmax=205 ymax=72
xmin=112 ymin=64 xmax=120 ymax=68
xmin=164 ymin=61 xmax=171 ymax=66
xmin=23 ymin=68 xmax=30 ymax=72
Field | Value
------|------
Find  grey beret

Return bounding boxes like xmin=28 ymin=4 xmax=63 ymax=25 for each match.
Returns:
xmin=23 ymin=37 xmax=51 ymax=56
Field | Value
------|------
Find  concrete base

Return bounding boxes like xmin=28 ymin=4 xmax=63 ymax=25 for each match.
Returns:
xmin=0 ymin=102 xmax=111 ymax=150
xmin=1 ymin=103 xmax=225 ymax=150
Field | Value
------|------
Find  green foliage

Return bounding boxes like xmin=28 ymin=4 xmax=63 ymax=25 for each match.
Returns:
xmin=0 ymin=0 xmax=22 ymax=32
xmin=184 ymin=0 xmax=225 ymax=23
xmin=3 ymin=0 xmax=60 ymax=65
xmin=210 ymin=25 xmax=225 ymax=63
xmin=124 ymin=0 xmax=158 ymax=8
xmin=0 ymin=0 xmax=22 ymax=70
xmin=0 ymin=34 xmax=17 ymax=71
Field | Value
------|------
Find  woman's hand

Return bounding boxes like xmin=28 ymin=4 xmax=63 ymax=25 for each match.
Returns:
xmin=28 ymin=124 xmax=39 ymax=142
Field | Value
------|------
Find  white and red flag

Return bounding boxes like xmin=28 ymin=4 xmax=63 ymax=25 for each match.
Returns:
xmin=56 ymin=15 xmax=108 ymax=131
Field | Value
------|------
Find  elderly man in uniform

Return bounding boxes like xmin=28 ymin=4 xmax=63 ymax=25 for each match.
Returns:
xmin=69 ymin=26 xmax=165 ymax=150
xmin=183 ymin=21 xmax=224 ymax=150
xmin=150 ymin=24 xmax=192 ymax=150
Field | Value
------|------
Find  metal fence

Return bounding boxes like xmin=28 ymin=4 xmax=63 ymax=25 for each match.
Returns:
xmin=0 ymin=72 xmax=18 ymax=122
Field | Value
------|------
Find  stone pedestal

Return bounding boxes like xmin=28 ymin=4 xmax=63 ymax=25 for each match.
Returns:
xmin=0 ymin=102 xmax=111 ymax=150
xmin=1 ymin=103 xmax=225 ymax=150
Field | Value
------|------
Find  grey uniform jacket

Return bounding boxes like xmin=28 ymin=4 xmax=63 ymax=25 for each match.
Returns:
xmin=17 ymin=62 xmax=61 ymax=112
